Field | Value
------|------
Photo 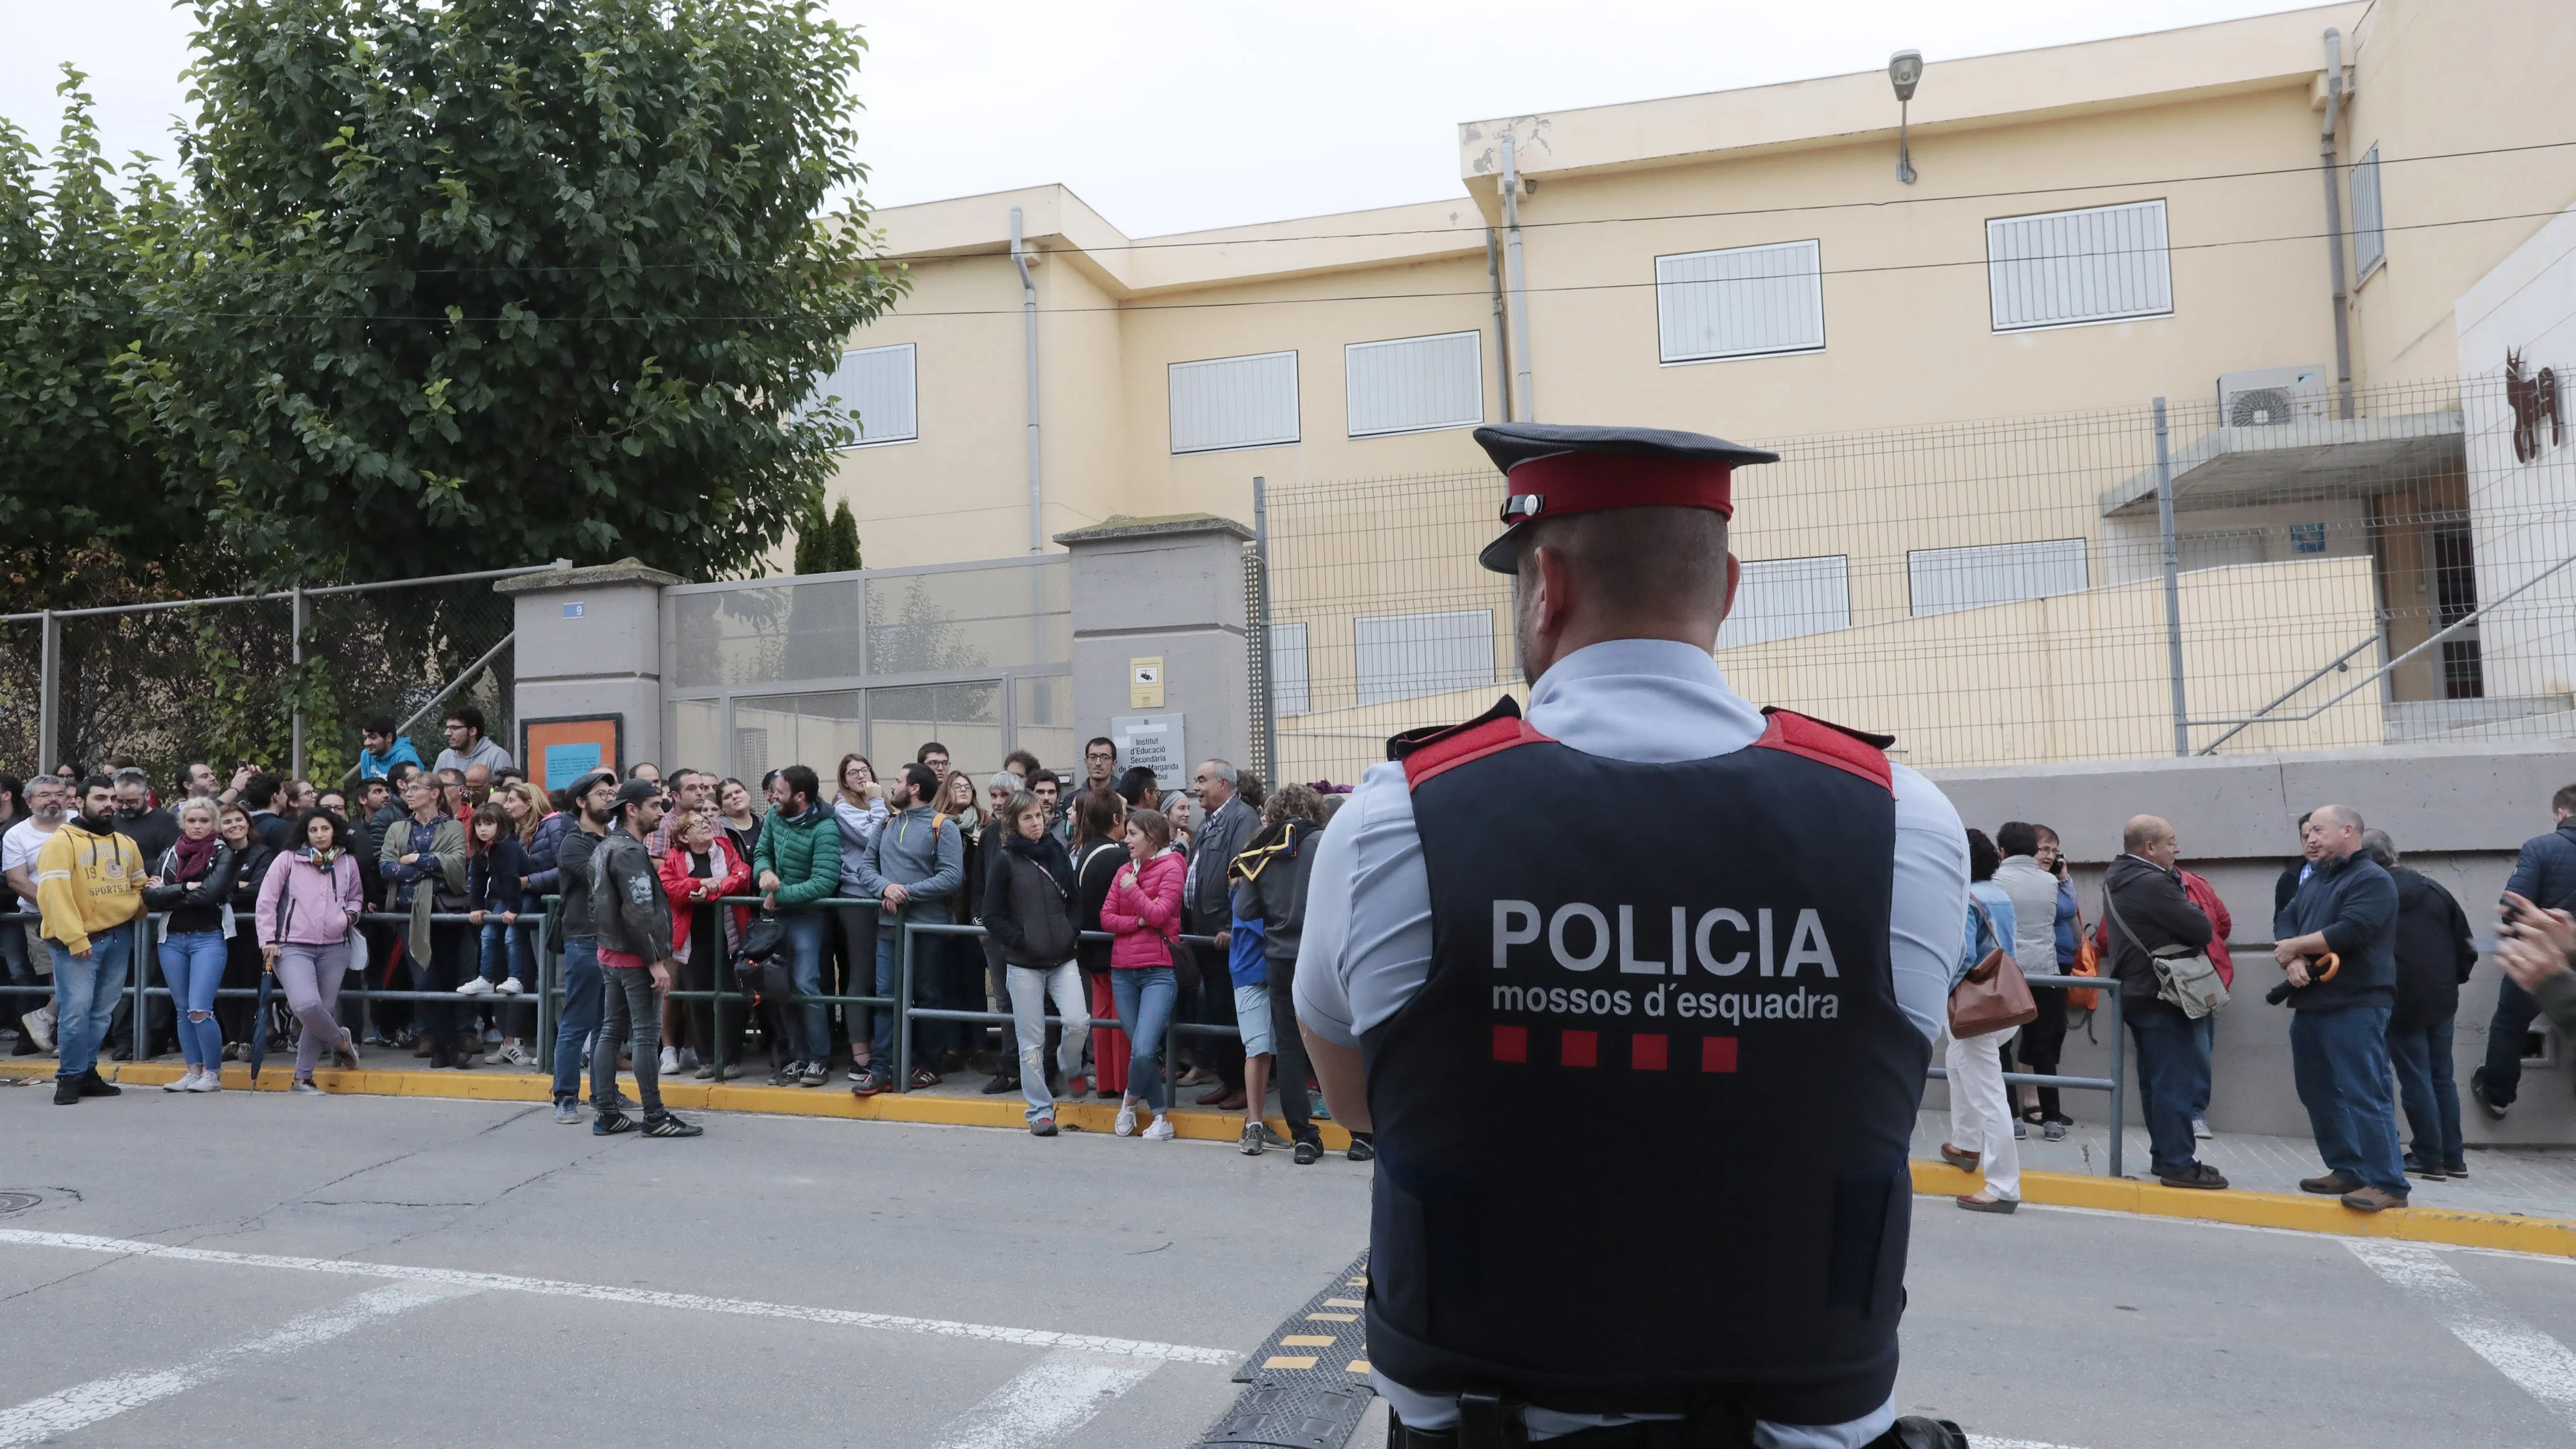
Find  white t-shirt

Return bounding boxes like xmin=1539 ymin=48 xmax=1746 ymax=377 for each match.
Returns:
xmin=2 ymin=818 xmax=59 ymax=904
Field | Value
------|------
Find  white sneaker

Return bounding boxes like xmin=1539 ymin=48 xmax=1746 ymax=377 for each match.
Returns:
xmin=658 ymin=1046 xmax=680 ymax=1074
xmin=187 ymin=1071 xmax=222 ymax=1093
xmin=163 ymin=1069 xmax=199 ymax=1093
xmin=497 ymin=1042 xmax=532 ymax=1067
xmin=1114 ymin=1101 xmax=1138 ymax=1137
xmin=1143 ymin=1115 xmax=1175 ymax=1142
xmin=2192 ymin=1117 xmax=2214 ymax=1141
xmin=456 ymin=978 xmax=495 ymax=997
xmin=496 ymin=977 xmax=525 ymax=995
xmin=23 ymin=1005 xmax=54 ymax=1051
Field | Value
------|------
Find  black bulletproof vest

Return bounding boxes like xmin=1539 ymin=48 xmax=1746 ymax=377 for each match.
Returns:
xmin=1359 ymin=704 xmax=1925 ymax=1422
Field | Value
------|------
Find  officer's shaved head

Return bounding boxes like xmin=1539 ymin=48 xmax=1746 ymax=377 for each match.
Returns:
xmin=1514 ymin=506 xmax=1733 ymax=678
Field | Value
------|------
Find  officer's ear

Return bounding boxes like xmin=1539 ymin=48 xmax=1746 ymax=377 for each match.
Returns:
xmin=1720 ymin=552 xmax=1742 ymax=624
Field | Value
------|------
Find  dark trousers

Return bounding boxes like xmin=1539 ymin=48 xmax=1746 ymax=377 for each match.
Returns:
xmin=2474 ymin=976 xmax=2545 ymax=1107
xmin=112 ymin=934 xmax=178 ymax=1056
xmin=592 ymin=964 xmax=662 ymax=1116
xmin=550 ymin=937 xmax=601 ymax=1101
xmin=680 ymin=912 xmax=743 ymax=1069
xmin=1267 ymin=978 xmax=1319 ymax=1145
xmin=2125 ymin=1000 xmax=2203 ymax=1177
xmin=2388 ymin=1013 xmax=2464 ymax=1171
xmin=2291 ymin=1003 xmax=2408 ymax=1195
xmin=414 ymin=921 xmax=473 ymax=1047
xmin=1185 ymin=917 xmax=1244 ymax=1089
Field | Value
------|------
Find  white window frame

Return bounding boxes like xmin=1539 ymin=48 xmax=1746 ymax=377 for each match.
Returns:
xmin=1266 ymin=622 xmax=1310 ymax=717
xmin=1985 ymin=199 xmax=2173 ymax=333
xmin=1353 ymin=610 xmax=1494 ymax=707
xmin=1168 ymin=350 xmax=1301 ymax=455
xmin=813 ymin=342 xmax=918 ymax=449
xmin=1716 ymin=555 xmax=1851 ymax=649
xmin=2351 ymin=144 xmax=2386 ymax=282
xmin=1345 ymin=330 xmax=1485 ymax=438
xmin=1907 ymin=538 xmax=2090 ymax=618
xmin=1653 ymin=239 xmax=1826 ymax=365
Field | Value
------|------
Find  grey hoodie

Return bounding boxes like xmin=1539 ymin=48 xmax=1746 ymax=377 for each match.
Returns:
xmin=852 ymin=805 xmax=963 ymax=922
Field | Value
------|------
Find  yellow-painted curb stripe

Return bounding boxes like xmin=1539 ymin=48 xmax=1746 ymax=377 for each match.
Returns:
xmin=1911 ymin=1159 xmax=2576 ymax=1259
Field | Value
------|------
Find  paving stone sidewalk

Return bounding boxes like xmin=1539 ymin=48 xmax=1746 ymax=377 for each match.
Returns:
xmin=1912 ymin=1106 xmax=2576 ymax=1220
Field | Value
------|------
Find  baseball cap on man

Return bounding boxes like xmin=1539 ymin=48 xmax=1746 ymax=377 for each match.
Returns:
xmin=1472 ymin=422 xmax=1779 ymax=573
xmin=613 ymin=778 xmax=663 ymax=811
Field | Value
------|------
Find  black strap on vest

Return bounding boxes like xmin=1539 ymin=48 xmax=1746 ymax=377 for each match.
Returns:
xmin=1387 ymin=1404 xmax=1964 ymax=1449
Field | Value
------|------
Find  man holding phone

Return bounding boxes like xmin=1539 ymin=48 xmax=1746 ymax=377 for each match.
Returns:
xmin=2471 ymin=784 xmax=2576 ymax=1121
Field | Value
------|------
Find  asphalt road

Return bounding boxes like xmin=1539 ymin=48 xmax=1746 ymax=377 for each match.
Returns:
xmin=4 ymin=1085 xmax=2574 ymax=1448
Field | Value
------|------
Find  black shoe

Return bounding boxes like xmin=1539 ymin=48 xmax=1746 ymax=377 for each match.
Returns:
xmin=798 ymin=1061 xmax=828 ymax=1088
xmin=981 ymin=1073 xmax=1019 ymax=1095
xmin=2404 ymin=1156 xmax=2448 ymax=1180
xmin=2445 ymin=1160 xmax=2470 ymax=1178
xmin=110 ymin=1045 xmax=131 ymax=1062
xmin=53 ymin=1076 xmax=80 ymax=1105
xmin=2470 ymin=1073 xmax=2508 ymax=1121
xmin=76 ymin=1069 xmax=120 ymax=1098
xmin=909 ymin=1066 xmax=942 ymax=1090
xmin=938 ymin=1051 xmax=965 ymax=1074
xmin=1345 ymin=1137 xmax=1375 ymax=1163
xmin=851 ymin=1073 xmax=892 ymax=1098
xmin=2157 ymin=1162 xmax=2228 ymax=1190
xmin=771 ymin=1061 xmax=803 ymax=1087
xmin=641 ymin=1111 xmax=702 ymax=1138
xmin=1868 ymin=1416 xmax=1969 ymax=1449
xmin=1292 ymin=1140 xmax=1322 ymax=1165
xmin=591 ymin=1111 xmax=634 ymax=1136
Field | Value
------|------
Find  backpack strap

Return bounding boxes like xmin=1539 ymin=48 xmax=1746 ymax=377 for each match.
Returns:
xmin=1752 ymin=707 xmax=1894 ymax=791
xmin=1393 ymin=696 xmax=1557 ymax=791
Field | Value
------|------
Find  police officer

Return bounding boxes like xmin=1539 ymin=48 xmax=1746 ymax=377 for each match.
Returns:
xmin=1294 ymin=423 xmax=1972 ymax=1449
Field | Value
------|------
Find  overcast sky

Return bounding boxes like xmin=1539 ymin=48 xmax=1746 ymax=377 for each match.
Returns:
xmin=1 ymin=0 xmax=2317 ymax=237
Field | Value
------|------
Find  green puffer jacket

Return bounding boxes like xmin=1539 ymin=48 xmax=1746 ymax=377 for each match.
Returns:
xmin=753 ymin=803 xmax=842 ymax=909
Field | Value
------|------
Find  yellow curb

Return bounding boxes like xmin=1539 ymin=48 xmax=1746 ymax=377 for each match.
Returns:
xmin=1 ymin=1057 xmax=1350 ymax=1147
xmin=1911 ymin=1159 xmax=2576 ymax=1259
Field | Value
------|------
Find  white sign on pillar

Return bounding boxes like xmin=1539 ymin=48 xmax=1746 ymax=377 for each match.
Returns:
xmin=1112 ymin=713 xmax=1186 ymax=793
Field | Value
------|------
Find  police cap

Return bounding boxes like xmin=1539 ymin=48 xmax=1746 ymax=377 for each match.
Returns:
xmin=1471 ymin=421 xmax=1779 ymax=573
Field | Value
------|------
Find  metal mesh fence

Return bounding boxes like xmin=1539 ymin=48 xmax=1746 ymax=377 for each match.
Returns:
xmin=1262 ymin=371 xmax=2575 ymax=785
xmin=0 ymin=573 xmax=527 ymax=789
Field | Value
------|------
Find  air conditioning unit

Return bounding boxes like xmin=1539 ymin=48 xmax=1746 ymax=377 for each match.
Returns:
xmin=2217 ymin=365 xmax=2329 ymax=426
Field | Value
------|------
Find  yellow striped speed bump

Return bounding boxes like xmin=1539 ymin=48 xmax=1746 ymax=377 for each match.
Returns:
xmin=1198 ymin=1251 xmax=1374 ymax=1448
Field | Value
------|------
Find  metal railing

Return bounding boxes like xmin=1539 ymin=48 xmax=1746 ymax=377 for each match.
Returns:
xmin=1925 ymin=973 xmax=2127 ymax=1180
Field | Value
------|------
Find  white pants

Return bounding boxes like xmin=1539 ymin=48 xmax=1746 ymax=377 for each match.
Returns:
xmin=1006 ymin=962 xmax=1090 ymax=1123
xmin=1945 ymin=1029 xmax=2020 ymax=1200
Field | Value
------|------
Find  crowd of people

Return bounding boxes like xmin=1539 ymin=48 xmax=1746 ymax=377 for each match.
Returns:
xmin=1938 ymin=798 xmax=2506 ymax=1217
xmin=0 ymin=710 xmax=1369 ymax=1159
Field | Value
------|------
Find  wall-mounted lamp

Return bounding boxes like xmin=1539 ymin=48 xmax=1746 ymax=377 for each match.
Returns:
xmin=1889 ymin=49 xmax=1922 ymax=184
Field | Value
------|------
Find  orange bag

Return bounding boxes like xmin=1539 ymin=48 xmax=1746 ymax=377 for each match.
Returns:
xmin=2068 ymin=925 xmax=2102 ymax=1011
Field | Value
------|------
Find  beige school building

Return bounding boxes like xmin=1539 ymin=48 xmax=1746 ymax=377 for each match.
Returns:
xmin=793 ymin=0 xmax=2576 ymax=775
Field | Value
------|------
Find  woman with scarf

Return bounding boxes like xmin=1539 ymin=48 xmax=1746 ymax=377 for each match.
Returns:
xmin=980 ymin=790 xmax=1089 ymax=1135
xmin=659 ymin=805 xmax=751 ymax=1079
xmin=141 ymin=798 xmax=242 ymax=1092
xmin=256 ymin=810 xmax=366 ymax=1092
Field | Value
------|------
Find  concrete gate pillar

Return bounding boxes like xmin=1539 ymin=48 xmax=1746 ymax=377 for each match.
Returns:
xmin=1053 ymin=515 xmax=1254 ymax=793
xmin=497 ymin=558 xmax=684 ymax=787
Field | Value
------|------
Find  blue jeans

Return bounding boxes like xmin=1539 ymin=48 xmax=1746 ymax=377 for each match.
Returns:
xmin=2387 ymin=1013 xmax=2464 ymax=1171
xmin=161 ymin=930 xmax=229 ymax=1069
xmin=550 ymin=937 xmax=602 ymax=1102
xmin=49 ymin=922 xmax=134 ymax=1079
xmin=478 ymin=917 xmax=528 ymax=985
xmin=1110 ymin=967 xmax=1178 ymax=1111
xmin=865 ymin=911 xmax=952 ymax=1074
xmin=2190 ymin=1013 xmax=2215 ymax=1118
xmin=2291 ymin=1004 xmax=2408 ymax=1195
xmin=781 ymin=911 xmax=831 ymax=1064
xmin=2125 ymin=1000 xmax=2202 ymax=1178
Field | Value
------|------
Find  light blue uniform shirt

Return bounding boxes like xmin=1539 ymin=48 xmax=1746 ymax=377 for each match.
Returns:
xmin=1292 ymin=637 xmax=1968 ymax=1449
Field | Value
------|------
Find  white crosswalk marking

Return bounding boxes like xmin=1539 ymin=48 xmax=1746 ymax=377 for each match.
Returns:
xmin=928 ymin=1351 xmax=1157 ymax=1449
xmin=2346 ymin=1239 xmax=2576 ymax=1430
xmin=0 ymin=1283 xmax=470 ymax=1447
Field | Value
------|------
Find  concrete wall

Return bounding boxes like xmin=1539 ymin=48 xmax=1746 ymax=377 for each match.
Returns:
xmin=498 ymin=560 xmax=684 ymax=778
xmin=1930 ymin=738 xmax=2576 ymax=1145
xmin=1056 ymin=515 xmax=1252 ymax=790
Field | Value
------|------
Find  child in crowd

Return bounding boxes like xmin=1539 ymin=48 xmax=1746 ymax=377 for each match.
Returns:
xmin=462 ymin=804 xmax=530 ymax=998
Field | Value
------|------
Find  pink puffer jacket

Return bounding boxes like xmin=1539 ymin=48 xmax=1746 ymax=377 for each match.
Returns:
xmin=1099 ymin=849 xmax=1185 ymax=968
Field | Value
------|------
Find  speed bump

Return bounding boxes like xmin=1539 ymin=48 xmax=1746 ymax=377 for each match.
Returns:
xmin=1199 ymin=1250 xmax=1374 ymax=1448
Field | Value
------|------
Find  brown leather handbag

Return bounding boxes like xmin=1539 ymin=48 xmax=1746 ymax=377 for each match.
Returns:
xmin=1949 ymin=899 xmax=2039 ymax=1038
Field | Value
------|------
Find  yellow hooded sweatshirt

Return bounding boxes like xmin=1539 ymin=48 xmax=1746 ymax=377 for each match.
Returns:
xmin=34 ymin=820 xmax=145 ymax=955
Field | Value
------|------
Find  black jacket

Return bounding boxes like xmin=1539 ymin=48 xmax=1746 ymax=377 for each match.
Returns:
xmin=589 ymin=829 xmax=672 ymax=963
xmin=115 ymin=808 xmax=181 ymax=866
xmin=141 ymin=841 xmax=241 ymax=935
xmin=2388 ymin=866 xmax=2477 ymax=1028
xmin=2101 ymin=854 xmax=2213 ymax=1005
xmin=227 ymin=839 xmax=279 ymax=914
xmin=2274 ymin=859 xmax=2311 ymax=918
xmin=2274 ymin=849 xmax=2398 ymax=1011
xmin=1231 ymin=817 xmax=1320 ymax=980
xmin=553 ymin=826 xmax=605 ymax=940
xmin=981 ymin=833 xmax=1079 ymax=965
xmin=2506 ymin=820 xmax=2576 ymax=912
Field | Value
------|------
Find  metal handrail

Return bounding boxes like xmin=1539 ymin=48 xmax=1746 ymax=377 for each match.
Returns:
xmin=1923 ymin=972 xmax=2127 ymax=1180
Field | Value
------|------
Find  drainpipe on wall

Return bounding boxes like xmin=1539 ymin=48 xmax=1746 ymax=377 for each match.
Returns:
xmin=2319 ymin=28 xmax=2356 ymax=421
xmin=1011 ymin=205 xmax=1043 ymax=552
xmin=1501 ymin=135 xmax=1536 ymax=423
xmin=1486 ymin=227 xmax=1513 ymax=421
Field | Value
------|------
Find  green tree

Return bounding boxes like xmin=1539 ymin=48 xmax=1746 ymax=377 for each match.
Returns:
xmin=792 ymin=497 xmax=829 ymax=574
xmin=826 ymin=497 xmax=863 ymax=571
xmin=123 ymin=0 xmax=907 ymax=584
xmin=0 ymin=72 xmax=194 ymax=607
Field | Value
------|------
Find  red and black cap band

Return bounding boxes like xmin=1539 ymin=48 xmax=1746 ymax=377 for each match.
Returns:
xmin=1496 ymin=452 xmax=1737 ymax=527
